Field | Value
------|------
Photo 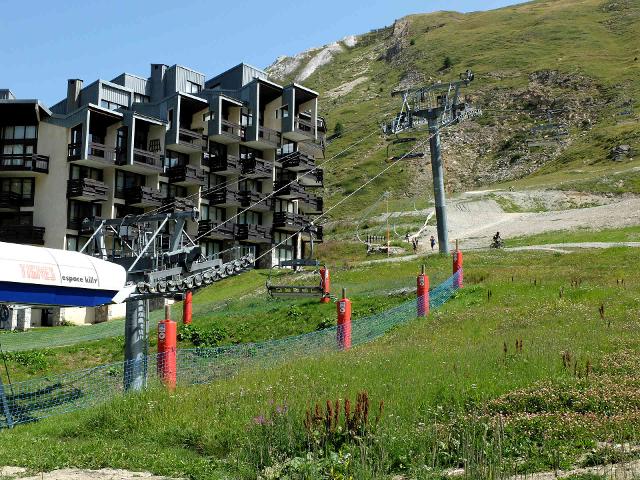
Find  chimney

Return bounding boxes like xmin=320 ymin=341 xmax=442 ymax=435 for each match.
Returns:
xmin=66 ymin=79 xmax=83 ymax=113
xmin=150 ymin=64 xmax=167 ymax=102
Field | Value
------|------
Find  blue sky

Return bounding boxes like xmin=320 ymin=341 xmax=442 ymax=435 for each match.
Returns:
xmin=0 ymin=0 xmax=524 ymax=105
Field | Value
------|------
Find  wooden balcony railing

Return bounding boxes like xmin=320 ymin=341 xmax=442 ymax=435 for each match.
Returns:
xmin=0 ymin=191 xmax=22 ymax=210
xmin=238 ymin=191 xmax=273 ymax=211
xmin=240 ymin=157 xmax=272 ymax=178
xmin=131 ymin=148 xmax=163 ymax=170
xmin=235 ymin=224 xmax=272 ymax=243
xmin=87 ymin=142 xmax=116 ymax=162
xmin=220 ymin=119 xmax=243 ymax=138
xmin=66 ymin=178 xmax=109 ymax=202
xmin=197 ymin=219 xmax=235 ymax=239
xmin=295 ymin=115 xmax=315 ymax=135
xmin=273 ymin=212 xmax=309 ymax=230
xmin=166 ymin=164 xmax=205 ymax=185
xmin=258 ymin=126 xmax=281 ymax=146
xmin=178 ymin=128 xmax=207 ymax=150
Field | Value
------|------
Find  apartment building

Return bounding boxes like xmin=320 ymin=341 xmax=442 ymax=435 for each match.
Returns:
xmin=0 ymin=63 xmax=325 ymax=326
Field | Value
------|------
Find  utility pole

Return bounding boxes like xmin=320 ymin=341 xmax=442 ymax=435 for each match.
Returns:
xmin=385 ymin=70 xmax=476 ymax=255
xmin=427 ymin=113 xmax=449 ymax=254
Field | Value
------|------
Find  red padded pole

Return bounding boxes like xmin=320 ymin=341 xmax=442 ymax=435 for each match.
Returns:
xmin=417 ymin=264 xmax=430 ymax=317
xmin=320 ymin=267 xmax=331 ymax=304
xmin=183 ymin=290 xmax=193 ymax=325
xmin=158 ymin=305 xmax=177 ymax=390
xmin=337 ymin=288 xmax=352 ymax=350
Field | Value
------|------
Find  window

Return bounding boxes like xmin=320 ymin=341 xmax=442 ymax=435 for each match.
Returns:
xmin=67 ymin=200 xmax=101 ymax=230
xmin=164 ymin=150 xmax=188 ymax=169
xmin=70 ymin=165 xmax=103 ymax=181
xmin=159 ymin=182 xmax=186 ymax=198
xmin=100 ymin=99 xmax=127 ymax=111
xmin=274 ymin=231 xmax=294 ymax=263
xmin=239 ymin=146 xmax=261 ymax=161
xmin=134 ymin=93 xmax=150 ymax=104
xmin=238 ymin=210 xmax=261 ymax=226
xmin=0 ymin=178 xmax=35 ymax=205
xmin=187 ymin=81 xmax=201 ymax=94
xmin=115 ymin=170 xmax=145 ymax=198
xmin=200 ymin=240 xmax=222 ymax=258
xmin=275 ymin=199 xmax=294 ymax=213
xmin=239 ymin=179 xmax=262 ymax=193
xmin=277 ymin=142 xmax=295 ymax=158
xmin=1 ymin=125 xmax=37 ymax=140
xmin=201 ymin=205 xmax=225 ymax=222
xmin=0 ymin=212 xmax=33 ymax=226
xmin=66 ymin=235 xmax=91 ymax=252
xmin=240 ymin=108 xmax=253 ymax=127
xmin=276 ymin=105 xmax=289 ymax=119
xmin=167 ymin=109 xmax=174 ymax=130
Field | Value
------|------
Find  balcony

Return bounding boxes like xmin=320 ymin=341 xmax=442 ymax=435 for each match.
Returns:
xmin=0 ymin=154 xmax=49 ymax=175
xmin=238 ymin=191 xmax=273 ymax=212
xmin=273 ymin=212 xmax=309 ymax=232
xmin=299 ymin=194 xmax=323 ymax=215
xmin=235 ymin=224 xmax=272 ymax=243
xmin=166 ymin=164 xmax=205 ymax=186
xmin=0 ymin=192 xmax=22 ymax=211
xmin=126 ymin=147 xmax=164 ymax=173
xmin=197 ymin=219 xmax=235 ymax=240
xmin=280 ymin=151 xmax=315 ymax=172
xmin=161 ymin=196 xmax=195 ymax=213
xmin=298 ymin=168 xmax=324 ymax=188
xmin=67 ymin=178 xmax=109 ymax=202
xmin=122 ymin=186 xmax=163 ymax=208
xmin=166 ymin=128 xmax=208 ymax=154
xmin=294 ymin=115 xmax=316 ymax=138
xmin=0 ymin=225 xmax=45 ymax=245
xmin=255 ymin=126 xmax=281 ymax=147
xmin=67 ymin=216 xmax=95 ymax=232
xmin=210 ymin=119 xmax=243 ymax=144
xmin=68 ymin=142 xmax=116 ymax=167
xmin=274 ymin=180 xmax=305 ymax=200
xmin=205 ymin=188 xmax=241 ymax=207
xmin=206 ymin=154 xmax=241 ymax=175
xmin=240 ymin=157 xmax=272 ymax=179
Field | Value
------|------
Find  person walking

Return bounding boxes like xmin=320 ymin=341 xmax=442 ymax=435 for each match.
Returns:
xmin=412 ymin=238 xmax=418 ymax=254
xmin=430 ymin=235 xmax=436 ymax=251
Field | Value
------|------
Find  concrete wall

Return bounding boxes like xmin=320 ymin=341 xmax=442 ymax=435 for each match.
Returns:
xmin=35 ymin=122 xmax=71 ymax=249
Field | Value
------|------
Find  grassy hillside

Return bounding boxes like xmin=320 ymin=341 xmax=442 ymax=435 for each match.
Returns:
xmin=267 ymin=0 xmax=640 ymax=223
xmin=1 ymin=247 xmax=640 ymax=478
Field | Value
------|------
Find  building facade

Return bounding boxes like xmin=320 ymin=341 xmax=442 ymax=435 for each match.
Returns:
xmin=0 ymin=64 xmax=325 ymax=326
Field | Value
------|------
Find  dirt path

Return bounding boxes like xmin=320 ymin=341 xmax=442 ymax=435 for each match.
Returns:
xmin=0 ymin=467 xmax=182 ymax=479
xmin=408 ymin=190 xmax=640 ymax=251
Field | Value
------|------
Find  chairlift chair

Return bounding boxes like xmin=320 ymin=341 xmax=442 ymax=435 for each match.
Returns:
xmin=265 ymin=225 xmax=327 ymax=298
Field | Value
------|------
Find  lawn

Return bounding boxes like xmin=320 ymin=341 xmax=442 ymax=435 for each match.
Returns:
xmin=1 ymin=247 xmax=640 ymax=479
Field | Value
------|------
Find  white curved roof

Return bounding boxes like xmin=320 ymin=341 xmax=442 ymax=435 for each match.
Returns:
xmin=0 ymin=242 xmax=126 ymax=292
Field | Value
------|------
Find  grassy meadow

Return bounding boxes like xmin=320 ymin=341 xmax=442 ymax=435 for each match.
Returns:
xmin=0 ymin=247 xmax=639 ymax=479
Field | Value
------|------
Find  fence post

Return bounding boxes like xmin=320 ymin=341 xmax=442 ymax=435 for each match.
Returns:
xmin=183 ymin=290 xmax=193 ymax=325
xmin=320 ymin=267 xmax=331 ymax=304
xmin=337 ymin=287 xmax=352 ymax=350
xmin=417 ymin=264 xmax=430 ymax=317
xmin=453 ymin=239 xmax=463 ymax=288
xmin=158 ymin=304 xmax=177 ymax=391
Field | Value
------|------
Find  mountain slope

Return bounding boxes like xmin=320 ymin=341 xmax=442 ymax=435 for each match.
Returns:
xmin=267 ymin=0 xmax=640 ymax=221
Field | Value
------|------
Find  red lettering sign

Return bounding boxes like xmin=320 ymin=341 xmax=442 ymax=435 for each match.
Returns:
xmin=19 ymin=264 xmax=56 ymax=282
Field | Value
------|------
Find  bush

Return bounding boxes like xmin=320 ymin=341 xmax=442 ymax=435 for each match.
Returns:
xmin=442 ymin=56 xmax=453 ymax=70
xmin=178 ymin=324 xmax=227 ymax=347
xmin=334 ymin=122 xmax=345 ymax=137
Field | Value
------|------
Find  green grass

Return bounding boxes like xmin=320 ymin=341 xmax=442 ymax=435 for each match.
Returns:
xmin=2 ymin=248 xmax=640 ymax=478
